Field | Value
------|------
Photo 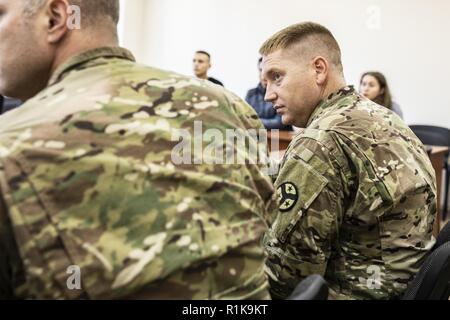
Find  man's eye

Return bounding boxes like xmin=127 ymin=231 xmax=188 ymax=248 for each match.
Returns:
xmin=273 ymin=74 xmax=282 ymax=81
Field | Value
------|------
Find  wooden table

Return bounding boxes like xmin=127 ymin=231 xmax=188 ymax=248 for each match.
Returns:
xmin=267 ymin=130 xmax=296 ymax=152
xmin=267 ymin=132 xmax=449 ymax=237
xmin=428 ymin=146 xmax=449 ymax=237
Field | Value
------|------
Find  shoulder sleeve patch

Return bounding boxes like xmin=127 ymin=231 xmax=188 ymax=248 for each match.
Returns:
xmin=277 ymin=182 xmax=299 ymax=212
xmin=273 ymin=156 xmax=328 ymax=243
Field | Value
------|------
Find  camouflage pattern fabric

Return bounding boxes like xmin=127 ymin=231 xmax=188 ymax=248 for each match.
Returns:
xmin=264 ymin=86 xmax=437 ymax=300
xmin=0 ymin=47 xmax=275 ymax=299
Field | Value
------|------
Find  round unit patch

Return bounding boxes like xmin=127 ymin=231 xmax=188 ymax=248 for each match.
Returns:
xmin=277 ymin=182 xmax=299 ymax=212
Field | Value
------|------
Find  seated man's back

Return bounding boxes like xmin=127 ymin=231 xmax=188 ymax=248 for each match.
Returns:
xmin=0 ymin=48 xmax=274 ymax=299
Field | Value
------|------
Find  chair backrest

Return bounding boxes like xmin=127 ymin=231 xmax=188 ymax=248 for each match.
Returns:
xmin=436 ymin=222 xmax=450 ymax=248
xmin=409 ymin=125 xmax=450 ymax=148
xmin=287 ymin=275 xmax=329 ymax=300
xmin=402 ymin=241 xmax=450 ymax=300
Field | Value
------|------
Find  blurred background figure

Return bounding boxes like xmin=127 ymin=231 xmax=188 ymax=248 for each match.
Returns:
xmin=360 ymin=71 xmax=404 ymax=119
xmin=0 ymin=95 xmax=21 ymax=115
xmin=193 ymin=50 xmax=224 ymax=86
xmin=245 ymin=57 xmax=292 ymax=130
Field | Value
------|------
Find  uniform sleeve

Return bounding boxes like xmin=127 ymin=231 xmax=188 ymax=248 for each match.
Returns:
xmin=224 ymin=90 xmax=265 ymax=132
xmin=263 ymin=137 xmax=346 ymax=299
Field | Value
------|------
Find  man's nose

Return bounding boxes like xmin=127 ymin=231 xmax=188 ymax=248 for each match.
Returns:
xmin=265 ymin=87 xmax=276 ymax=103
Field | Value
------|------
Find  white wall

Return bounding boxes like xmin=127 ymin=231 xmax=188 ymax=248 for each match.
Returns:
xmin=118 ymin=0 xmax=148 ymax=62
xmin=119 ymin=0 xmax=450 ymax=128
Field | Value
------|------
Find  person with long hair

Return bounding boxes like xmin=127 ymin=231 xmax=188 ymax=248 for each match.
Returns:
xmin=359 ymin=71 xmax=404 ymax=119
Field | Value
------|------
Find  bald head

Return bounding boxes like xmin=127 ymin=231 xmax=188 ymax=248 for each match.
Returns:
xmin=260 ymin=22 xmax=344 ymax=74
xmin=0 ymin=0 xmax=121 ymax=100
xmin=23 ymin=0 xmax=120 ymax=26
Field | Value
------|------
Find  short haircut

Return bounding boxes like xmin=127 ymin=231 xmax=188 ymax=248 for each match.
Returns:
xmin=195 ymin=51 xmax=211 ymax=60
xmin=259 ymin=22 xmax=343 ymax=72
xmin=24 ymin=0 xmax=120 ymax=25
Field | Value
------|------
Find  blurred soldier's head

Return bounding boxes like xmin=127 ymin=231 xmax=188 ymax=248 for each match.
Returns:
xmin=193 ymin=51 xmax=212 ymax=80
xmin=257 ymin=57 xmax=267 ymax=89
xmin=0 ymin=0 xmax=120 ymax=100
xmin=260 ymin=22 xmax=346 ymax=128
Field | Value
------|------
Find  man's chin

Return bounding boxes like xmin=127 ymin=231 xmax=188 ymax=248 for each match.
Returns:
xmin=282 ymin=116 xmax=306 ymax=129
xmin=0 ymin=87 xmax=20 ymax=100
xmin=1 ymin=86 xmax=29 ymax=101
xmin=0 ymin=81 xmax=6 ymax=96
xmin=0 ymin=86 xmax=14 ymax=99
xmin=281 ymin=115 xmax=294 ymax=127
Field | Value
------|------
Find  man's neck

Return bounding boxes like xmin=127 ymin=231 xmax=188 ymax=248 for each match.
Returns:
xmin=50 ymin=32 xmax=118 ymax=79
xmin=197 ymin=74 xmax=208 ymax=80
xmin=319 ymin=76 xmax=347 ymax=102
xmin=302 ymin=76 xmax=347 ymax=128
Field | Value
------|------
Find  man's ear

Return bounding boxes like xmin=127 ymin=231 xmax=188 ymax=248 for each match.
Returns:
xmin=313 ymin=56 xmax=329 ymax=86
xmin=46 ymin=0 xmax=71 ymax=44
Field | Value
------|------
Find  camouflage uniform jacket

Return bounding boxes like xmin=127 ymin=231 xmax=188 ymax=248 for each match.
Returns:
xmin=0 ymin=47 xmax=275 ymax=299
xmin=264 ymin=86 xmax=436 ymax=300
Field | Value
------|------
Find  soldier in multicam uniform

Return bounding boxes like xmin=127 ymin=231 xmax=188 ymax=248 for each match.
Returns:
xmin=0 ymin=0 xmax=275 ymax=299
xmin=260 ymin=22 xmax=437 ymax=300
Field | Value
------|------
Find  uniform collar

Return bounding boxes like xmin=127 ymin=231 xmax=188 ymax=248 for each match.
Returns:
xmin=48 ymin=47 xmax=135 ymax=86
xmin=306 ymin=85 xmax=356 ymax=127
